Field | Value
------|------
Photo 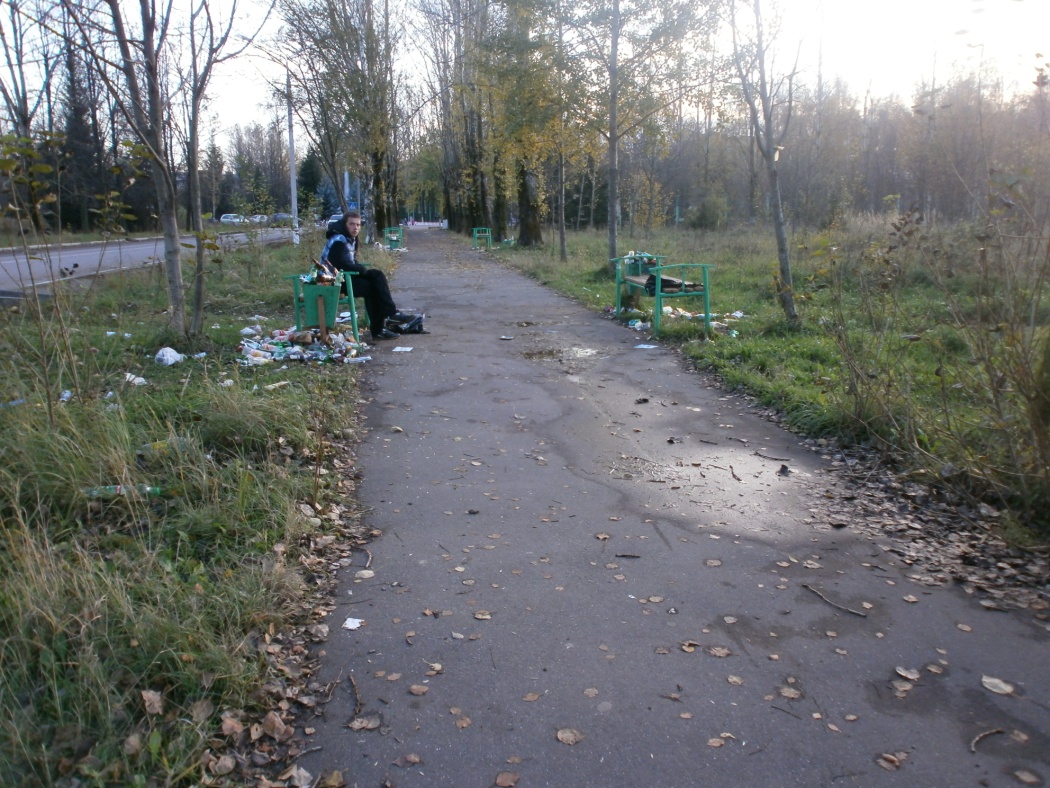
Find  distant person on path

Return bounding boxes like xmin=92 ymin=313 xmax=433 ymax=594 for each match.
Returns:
xmin=323 ymin=210 xmax=409 ymax=341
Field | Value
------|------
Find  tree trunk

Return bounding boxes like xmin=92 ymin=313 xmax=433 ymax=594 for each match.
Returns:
xmin=766 ymin=160 xmax=797 ymax=323
xmin=516 ymin=160 xmax=543 ymax=246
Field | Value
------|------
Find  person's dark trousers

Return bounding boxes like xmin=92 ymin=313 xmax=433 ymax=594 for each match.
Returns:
xmin=342 ymin=268 xmax=396 ymax=331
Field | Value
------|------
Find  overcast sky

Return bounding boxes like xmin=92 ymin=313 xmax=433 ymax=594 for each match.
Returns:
xmin=207 ymin=0 xmax=1046 ymax=141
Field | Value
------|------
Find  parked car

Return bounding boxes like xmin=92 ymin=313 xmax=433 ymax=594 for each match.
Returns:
xmin=270 ymin=212 xmax=293 ymax=226
xmin=219 ymin=213 xmax=245 ymax=224
xmin=248 ymin=214 xmax=268 ymax=224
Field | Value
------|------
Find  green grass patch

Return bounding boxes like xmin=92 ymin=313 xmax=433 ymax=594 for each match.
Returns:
xmin=0 ymin=230 xmax=365 ymax=783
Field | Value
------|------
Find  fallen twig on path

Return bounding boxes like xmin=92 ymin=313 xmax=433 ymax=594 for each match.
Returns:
xmin=801 ymin=583 xmax=868 ymax=617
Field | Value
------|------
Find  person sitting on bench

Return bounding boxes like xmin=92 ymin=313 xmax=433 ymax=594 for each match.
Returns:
xmin=324 ymin=210 xmax=413 ymax=341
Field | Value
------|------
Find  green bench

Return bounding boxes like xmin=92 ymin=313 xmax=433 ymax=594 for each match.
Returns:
xmin=472 ymin=227 xmax=492 ymax=249
xmin=613 ymin=254 xmax=714 ymax=336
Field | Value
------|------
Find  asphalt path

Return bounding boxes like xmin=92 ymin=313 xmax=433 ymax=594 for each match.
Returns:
xmin=300 ymin=227 xmax=1048 ymax=787
xmin=0 ymin=227 xmax=291 ymax=293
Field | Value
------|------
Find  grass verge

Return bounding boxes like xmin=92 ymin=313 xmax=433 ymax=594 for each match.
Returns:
xmin=0 ymin=227 xmax=375 ymax=784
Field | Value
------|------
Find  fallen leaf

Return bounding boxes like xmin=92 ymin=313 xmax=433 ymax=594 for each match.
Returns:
xmin=981 ymin=675 xmax=1015 ymax=695
xmin=455 ymin=716 xmax=472 ymax=729
xmin=221 ymin=717 xmax=244 ymax=737
xmin=392 ymin=753 xmax=422 ymax=768
xmin=706 ymin=559 xmax=722 ymax=567
xmin=680 ymin=640 xmax=701 ymax=653
xmin=474 ymin=610 xmax=492 ymax=620
xmin=957 ymin=623 xmax=973 ymax=632
xmin=845 ymin=714 xmax=858 ymax=722
xmin=210 ymin=754 xmax=237 ymax=775
xmin=141 ymin=690 xmax=164 ymax=716
xmin=556 ymin=728 xmax=584 ymax=745
xmin=779 ymin=686 xmax=802 ymax=699
xmin=727 ymin=675 xmax=744 ymax=686
xmin=1014 ymin=770 xmax=1041 ymax=785
xmin=896 ymin=667 xmax=921 ymax=681
xmin=355 ymin=569 xmax=375 ymax=580
xmin=349 ymin=714 xmax=381 ymax=731
xmin=495 ymin=773 xmax=520 ymax=787
xmin=584 ymin=688 xmax=599 ymax=698
xmin=723 ymin=616 xmax=738 ymax=624
xmin=1011 ymin=730 xmax=1030 ymax=744
xmin=903 ymin=594 xmax=919 ymax=603
xmin=523 ymin=693 xmax=541 ymax=702
xmin=707 ymin=738 xmax=724 ymax=748
xmin=190 ymin=698 xmax=214 ymax=723
xmin=706 ymin=646 xmax=732 ymax=657
xmin=262 ymin=711 xmax=291 ymax=741
xmin=596 ymin=533 xmax=610 ymax=541
xmin=409 ymin=684 xmax=429 ymax=696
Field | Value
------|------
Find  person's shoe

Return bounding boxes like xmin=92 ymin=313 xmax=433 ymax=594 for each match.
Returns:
xmin=371 ymin=328 xmax=400 ymax=340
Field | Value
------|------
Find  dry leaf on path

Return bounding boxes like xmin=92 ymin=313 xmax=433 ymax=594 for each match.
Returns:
xmin=474 ymin=610 xmax=492 ymax=620
xmin=495 ymin=773 xmax=520 ymax=787
xmin=556 ymin=728 xmax=585 ymax=745
xmin=348 ymin=715 xmax=381 ymax=731
xmin=523 ymin=693 xmax=541 ymax=702
xmin=896 ymin=667 xmax=921 ymax=681
xmin=409 ymin=685 xmax=429 ymax=696
xmin=981 ymin=675 xmax=1015 ymax=695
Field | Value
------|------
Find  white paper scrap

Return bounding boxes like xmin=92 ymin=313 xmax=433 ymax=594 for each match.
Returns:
xmin=342 ymin=617 xmax=364 ymax=630
xmin=634 ymin=344 xmax=657 ymax=349
xmin=393 ymin=346 xmax=413 ymax=352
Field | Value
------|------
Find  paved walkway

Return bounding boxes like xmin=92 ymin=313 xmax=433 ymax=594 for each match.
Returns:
xmin=301 ymin=227 xmax=1048 ymax=787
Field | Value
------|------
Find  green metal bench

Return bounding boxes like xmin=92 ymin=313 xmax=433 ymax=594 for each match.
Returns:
xmin=613 ymin=254 xmax=714 ymax=336
xmin=472 ymin=227 xmax=492 ymax=249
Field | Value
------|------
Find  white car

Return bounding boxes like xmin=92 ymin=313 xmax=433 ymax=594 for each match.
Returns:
xmin=248 ymin=214 xmax=268 ymax=224
xmin=219 ymin=213 xmax=245 ymax=224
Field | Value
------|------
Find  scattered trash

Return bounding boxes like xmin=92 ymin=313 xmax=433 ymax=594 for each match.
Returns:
xmin=137 ymin=437 xmax=192 ymax=458
xmin=393 ymin=346 xmax=413 ymax=352
xmin=634 ymin=344 xmax=657 ymax=349
xmin=220 ymin=379 xmax=235 ymax=387
xmin=263 ymin=381 xmax=291 ymax=391
xmin=0 ymin=398 xmax=26 ymax=409
xmin=239 ymin=325 xmax=262 ymax=337
xmin=342 ymin=617 xmax=364 ymax=630
xmin=500 ymin=336 xmax=514 ymax=340
xmin=60 ymin=390 xmax=73 ymax=402
xmin=238 ymin=328 xmax=366 ymax=366
xmin=154 ymin=347 xmax=186 ymax=366
xmin=83 ymin=484 xmax=172 ymax=499
xmin=192 ymin=352 xmax=207 ymax=359
xmin=124 ymin=373 xmax=147 ymax=386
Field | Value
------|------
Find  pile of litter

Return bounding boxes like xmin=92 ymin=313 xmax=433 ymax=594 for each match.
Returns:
xmin=238 ymin=325 xmax=369 ymax=366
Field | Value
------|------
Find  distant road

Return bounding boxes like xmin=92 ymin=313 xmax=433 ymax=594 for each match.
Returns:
xmin=0 ymin=228 xmax=293 ymax=295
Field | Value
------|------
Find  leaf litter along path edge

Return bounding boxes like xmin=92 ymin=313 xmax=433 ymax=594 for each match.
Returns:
xmin=288 ymin=226 xmax=1049 ymax=788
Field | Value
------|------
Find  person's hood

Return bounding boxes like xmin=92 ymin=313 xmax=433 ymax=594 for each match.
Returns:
xmin=326 ymin=221 xmax=345 ymax=238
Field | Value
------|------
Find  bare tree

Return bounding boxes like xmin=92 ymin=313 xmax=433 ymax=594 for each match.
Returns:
xmin=61 ymin=0 xmax=189 ymax=333
xmin=731 ymin=0 xmax=798 ymax=324
xmin=179 ymin=0 xmax=270 ymax=336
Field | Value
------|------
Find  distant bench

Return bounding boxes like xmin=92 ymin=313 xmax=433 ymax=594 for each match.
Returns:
xmin=613 ymin=254 xmax=714 ymax=335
